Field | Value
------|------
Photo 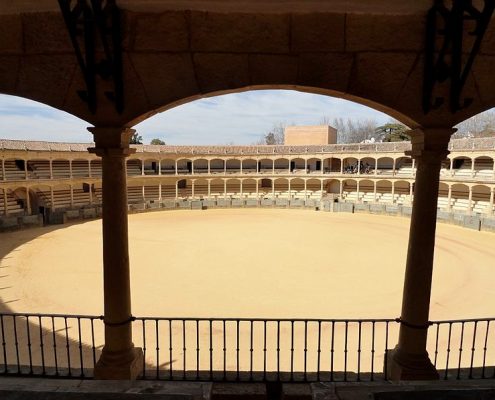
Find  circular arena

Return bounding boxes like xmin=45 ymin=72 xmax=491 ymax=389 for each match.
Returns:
xmin=1 ymin=208 xmax=494 ymax=381
xmin=1 ymin=209 xmax=495 ymax=320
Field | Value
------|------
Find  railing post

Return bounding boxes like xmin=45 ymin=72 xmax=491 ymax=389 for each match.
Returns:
xmin=386 ymin=127 xmax=454 ymax=381
xmin=88 ymin=126 xmax=143 ymax=380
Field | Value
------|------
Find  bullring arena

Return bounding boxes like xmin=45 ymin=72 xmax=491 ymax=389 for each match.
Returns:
xmin=1 ymin=131 xmax=495 ymax=381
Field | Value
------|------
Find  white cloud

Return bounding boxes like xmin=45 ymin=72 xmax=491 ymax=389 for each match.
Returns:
xmin=0 ymin=90 xmax=394 ymax=144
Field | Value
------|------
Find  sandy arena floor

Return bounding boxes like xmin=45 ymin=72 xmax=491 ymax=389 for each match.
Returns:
xmin=1 ymin=209 xmax=494 ymax=375
xmin=0 ymin=208 xmax=494 ymax=320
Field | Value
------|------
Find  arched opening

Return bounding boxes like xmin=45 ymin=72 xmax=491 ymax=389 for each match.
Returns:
xmin=290 ymin=178 xmax=305 ymax=198
xmin=27 ymin=158 xmax=50 ymax=179
xmin=342 ymin=179 xmax=357 ymax=201
xmin=473 ymin=156 xmax=494 ymax=179
xmin=395 ymin=180 xmax=411 ymax=205
xmin=290 ymin=158 xmax=305 ymax=173
xmin=395 ymin=157 xmax=413 ymax=177
xmin=306 ymin=178 xmax=322 ymax=199
xmin=438 ymin=182 xmax=450 ymax=210
xmin=226 ymin=159 xmax=241 ymax=174
xmin=161 ymin=159 xmax=176 ymax=174
xmin=376 ymin=157 xmax=394 ymax=176
xmin=274 ymin=158 xmax=290 ymax=174
xmin=143 ymin=158 xmax=159 ymax=175
xmin=210 ymin=159 xmax=225 ymax=174
xmin=177 ymin=158 xmax=193 ymax=174
xmin=359 ymin=179 xmax=375 ymax=203
xmin=209 ymin=178 xmax=225 ymax=198
xmin=324 ymin=157 xmax=341 ymax=174
xmin=307 ymin=158 xmax=322 ymax=173
xmin=242 ymin=178 xmax=258 ymax=198
xmin=273 ymin=177 xmax=289 ymax=196
xmin=226 ymin=178 xmax=241 ymax=197
xmin=241 ymin=159 xmax=257 ymax=174
xmin=193 ymin=159 xmax=209 ymax=174
xmin=343 ymin=157 xmax=359 ymax=174
xmin=323 ymin=179 xmax=340 ymax=195
xmin=52 ymin=159 xmax=71 ymax=179
xmin=360 ymin=157 xmax=376 ymax=174
xmin=259 ymin=159 xmax=273 ymax=173
xmin=451 ymin=156 xmax=473 ymax=178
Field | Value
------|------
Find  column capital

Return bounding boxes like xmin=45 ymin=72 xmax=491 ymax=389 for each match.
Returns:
xmin=88 ymin=126 xmax=137 ymax=158
xmin=405 ymin=128 xmax=455 ymax=164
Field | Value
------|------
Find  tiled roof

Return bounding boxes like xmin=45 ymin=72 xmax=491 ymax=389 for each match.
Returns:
xmin=0 ymin=138 xmax=493 ymax=155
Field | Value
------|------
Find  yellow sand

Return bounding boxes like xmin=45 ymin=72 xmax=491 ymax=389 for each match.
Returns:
xmin=1 ymin=209 xmax=494 ymax=320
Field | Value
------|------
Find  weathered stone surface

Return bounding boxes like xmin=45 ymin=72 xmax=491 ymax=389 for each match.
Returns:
xmin=346 ymin=14 xmax=424 ymax=51
xmin=0 ymin=15 xmax=22 ymax=54
xmin=133 ymin=11 xmax=189 ymax=51
xmin=462 ymin=215 xmax=481 ymax=231
xmin=17 ymin=55 xmax=76 ymax=109
xmin=22 ymin=12 xmax=73 ymax=54
xmin=191 ymin=200 xmax=202 ymax=209
xmin=291 ymin=13 xmax=345 ymax=52
xmin=193 ymin=53 xmax=249 ymax=93
xmin=130 ymin=53 xmax=198 ymax=111
xmin=349 ymin=53 xmax=418 ymax=118
xmin=249 ymin=54 xmax=298 ymax=85
xmin=297 ymin=53 xmax=353 ymax=93
xmin=0 ymin=56 xmax=20 ymax=93
xmin=231 ymin=198 xmax=244 ymax=207
xmin=191 ymin=12 xmax=290 ymax=53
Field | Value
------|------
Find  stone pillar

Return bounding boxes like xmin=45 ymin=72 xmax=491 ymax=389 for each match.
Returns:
xmin=386 ymin=128 xmax=453 ymax=381
xmin=240 ymin=160 xmax=243 ymax=175
xmin=158 ymin=160 xmax=161 ymax=176
xmin=224 ymin=180 xmax=227 ymax=199
xmin=492 ymin=160 xmax=495 ymax=180
xmin=208 ymin=160 xmax=211 ymax=175
xmin=356 ymin=180 xmax=360 ymax=202
xmin=412 ymin=159 xmax=416 ymax=177
xmin=304 ymin=180 xmax=307 ymax=199
xmin=272 ymin=160 xmax=275 ymax=175
xmin=88 ymin=127 xmax=143 ymax=380
xmin=449 ymin=157 xmax=454 ymax=177
xmin=340 ymin=160 xmax=344 ymax=174
xmin=141 ymin=160 xmax=145 ymax=176
xmin=207 ymin=180 xmax=211 ymax=198
xmin=470 ymin=158 xmax=475 ymax=178
xmin=288 ymin=180 xmax=291 ymax=199
xmin=392 ymin=159 xmax=396 ymax=176
xmin=304 ymin=159 xmax=308 ymax=174
xmin=175 ymin=181 xmax=179 ymax=199
xmin=224 ymin=160 xmax=226 ymax=175
xmin=89 ymin=184 xmax=93 ymax=205
xmin=49 ymin=160 xmax=53 ymax=179
xmin=175 ymin=160 xmax=178 ymax=175
xmin=158 ymin=183 xmax=162 ymax=201
xmin=374 ymin=181 xmax=377 ymax=202
xmin=391 ymin=181 xmax=395 ymax=203
xmin=1 ymin=159 xmax=5 ymax=181
xmin=240 ymin=180 xmax=243 ymax=197
xmin=191 ymin=180 xmax=195 ymax=198
xmin=50 ymin=187 xmax=54 ymax=210
xmin=24 ymin=159 xmax=28 ymax=180
xmin=70 ymin=185 xmax=74 ymax=208
xmin=191 ymin=160 xmax=195 ymax=175
xmin=339 ymin=180 xmax=343 ymax=197
xmin=256 ymin=180 xmax=259 ymax=197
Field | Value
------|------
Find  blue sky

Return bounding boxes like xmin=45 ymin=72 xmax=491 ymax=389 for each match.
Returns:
xmin=0 ymin=90 xmax=394 ymax=144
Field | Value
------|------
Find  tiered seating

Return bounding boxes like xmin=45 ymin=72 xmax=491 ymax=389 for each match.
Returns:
xmin=90 ymin=161 xmax=102 ymax=177
xmin=143 ymin=185 xmax=160 ymax=201
xmin=51 ymin=160 xmax=70 ymax=179
xmin=127 ymin=160 xmax=142 ymax=176
xmin=4 ymin=160 xmax=26 ymax=180
xmin=71 ymin=160 xmax=90 ymax=177
xmin=451 ymin=199 xmax=470 ymax=213
xmin=28 ymin=160 xmax=51 ymax=179
xmin=437 ymin=196 xmax=450 ymax=210
xmin=0 ymin=190 xmax=24 ymax=215
xmin=472 ymin=201 xmax=492 ymax=214
xmin=127 ymin=186 xmax=144 ymax=203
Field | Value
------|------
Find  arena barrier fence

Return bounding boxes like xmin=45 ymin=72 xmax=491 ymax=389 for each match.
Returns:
xmin=1 ymin=313 xmax=495 ymax=382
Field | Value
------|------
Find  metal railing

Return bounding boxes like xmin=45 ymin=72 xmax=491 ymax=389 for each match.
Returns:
xmin=1 ymin=313 xmax=495 ymax=382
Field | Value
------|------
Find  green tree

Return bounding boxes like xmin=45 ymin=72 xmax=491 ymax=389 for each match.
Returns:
xmin=375 ymin=123 xmax=410 ymax=142
xmin=150 ymin=138 xmax=165 ymax=145
xmin=129 ymin=132 xmax=143 ymax=144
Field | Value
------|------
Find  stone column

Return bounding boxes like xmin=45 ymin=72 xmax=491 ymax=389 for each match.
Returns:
xmin=386 ymin=128 xmax=453 ymax=381
xmin=70 ymin=185 xmax=74 ymax=208
xmin=49 ymin=160 xmax=53 ymax=179
xmin=449 ymin=157 xmax=454 ymax=177
xmin=89 ymin=184 xmax=93 ymax=205
xmin=470 ymin=158 xmax=475 ymax=178
xmin=191 ymin=160 xmax=195 ymax=175
xmin=304 ymin=159 xmax=308 ymax=174
xmin=240 ymin=180 xmax=243 ymax=197
xmin=374 ymin=181 xmax=377 ymax=202
xmin=339 ymin=180 xmax=343 ymax=197
xmin=158 ymin=160 xmax=161 ymax=176
xmin=375 ymin=159 xmax=378 ymax=175
xmin=224 ymin=180 xmax=227 ymax=199
xmin=191 ymin=180 xmax=195 ymax=198
xmin=50 ymin=187 xmax=54 ymax=210
xmin=340 ymin=160 xmax=344 ymax=174
xmin=492 ymin=160 xmax=495 ymax=180
xmin=158 ymin=184 xmax=162 ymax=201
xmin=240 ymin=160 xmax=243 ymax=175
xmin=24 ymin=159 xmax=28 ymax=180
xmin=356 ymin=180 xmax=360 ymax=202
xmin=175 ymin=160 xmax=178 ymax=175
xmin=1 ymin=159 xmax=5 ymax=181
xmin=207 ymin=180 xmax=211 ymax=198
xmin=175 ymin=181 xmax=179 ymax=199
xmin=88 ymin=126 xmax=143 ymax=380
xmin=391 ymin=181 xmax=395 ymax=203
xmin=392 ymin=159 xmax=396 ymax=176
xmin=141 ymin=160 xmax=145 ymax=176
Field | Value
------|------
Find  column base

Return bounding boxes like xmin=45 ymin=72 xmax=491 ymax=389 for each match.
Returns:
xmin=94 ymin=346 xmax=144 ymax=380
xmin=385 ymin=347 xmax=439 ymax=381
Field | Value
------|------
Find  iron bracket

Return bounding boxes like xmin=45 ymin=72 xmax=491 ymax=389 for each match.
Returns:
xmin=58 ymin=0 xmax=124 ymax=114
xmin=423 ymin=0 xmax=495 ymax=114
